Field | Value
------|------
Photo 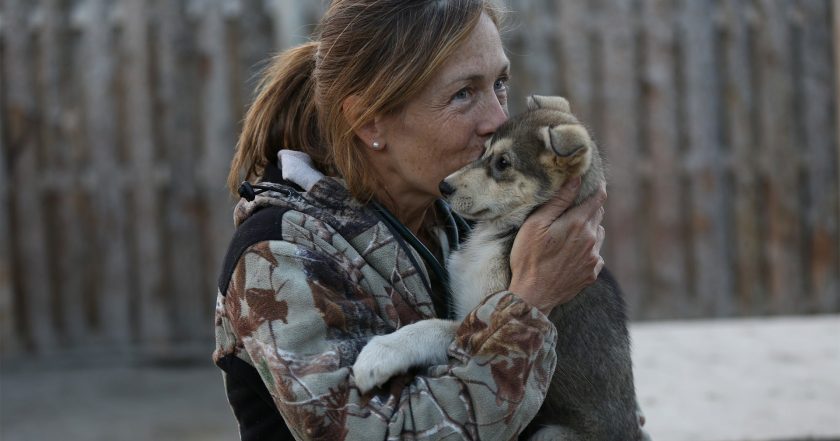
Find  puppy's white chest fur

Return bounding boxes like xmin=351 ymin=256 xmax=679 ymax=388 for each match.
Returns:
xmin=448 ymin=226 xmax=512 ymax=319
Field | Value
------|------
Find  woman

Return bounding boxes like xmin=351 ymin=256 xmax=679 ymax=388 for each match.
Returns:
xmin=214 ymin=1 xmax=607 ymax=439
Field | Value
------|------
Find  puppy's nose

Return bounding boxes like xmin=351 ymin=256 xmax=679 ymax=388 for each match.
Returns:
xmin=439 ymin=181 xmax=456 ymax=197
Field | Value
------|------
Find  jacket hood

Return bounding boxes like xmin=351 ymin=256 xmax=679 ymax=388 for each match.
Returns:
xmin=232 ymin=150 xmax=353 ymax=228
xmin=231 ymin=155 xmax=384 ymax=251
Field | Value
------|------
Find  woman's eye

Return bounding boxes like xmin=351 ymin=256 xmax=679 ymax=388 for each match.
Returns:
xmin=494 ymin=77 xmax=509 ymax=92
xmin=452 ymin=87 xmax=471 ymax=102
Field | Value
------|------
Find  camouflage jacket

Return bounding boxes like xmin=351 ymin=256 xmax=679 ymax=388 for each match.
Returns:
xmin=213 ymin=165 xmax=558 ymax=440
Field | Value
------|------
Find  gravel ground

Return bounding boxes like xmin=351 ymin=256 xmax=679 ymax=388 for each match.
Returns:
xmin=2 ymin=315 xmax=838 ymax=441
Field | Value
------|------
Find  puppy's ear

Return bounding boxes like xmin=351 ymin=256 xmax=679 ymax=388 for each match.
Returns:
xmin=527 ymin=95 xmax=571 ymax=113
xmin=540 ymin=125 xmax=593 ymax=177
xmin=539 ymin=124 xmax=590 ymax=158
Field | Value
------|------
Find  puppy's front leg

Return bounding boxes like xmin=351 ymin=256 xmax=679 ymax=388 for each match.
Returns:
xmin=352 ymin=319 xmax=458 ymax=393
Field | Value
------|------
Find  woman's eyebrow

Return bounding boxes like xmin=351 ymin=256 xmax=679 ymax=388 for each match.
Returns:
xmin=445 ymin=63 xmax=511 ymax=87
xmin=499 ymin=63 xmax=510 ymax=76
xmin=447 ymin=74 xmax=484 ymax=87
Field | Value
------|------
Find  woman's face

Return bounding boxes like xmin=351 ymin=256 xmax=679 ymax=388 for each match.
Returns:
xmin=375 ymin=12 xmax=510 ymax=202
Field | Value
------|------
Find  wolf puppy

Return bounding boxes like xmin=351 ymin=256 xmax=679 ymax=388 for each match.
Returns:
xmin=353 ymin=96 xmax=647 ymax=441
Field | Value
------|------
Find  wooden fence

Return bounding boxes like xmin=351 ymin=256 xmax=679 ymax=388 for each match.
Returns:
xmin=1 ymin=0 xmax=838 ymax=358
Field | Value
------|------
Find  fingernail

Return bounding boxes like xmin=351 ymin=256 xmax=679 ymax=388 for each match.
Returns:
xmin=569 ymin=177 xmax=582 ymax=189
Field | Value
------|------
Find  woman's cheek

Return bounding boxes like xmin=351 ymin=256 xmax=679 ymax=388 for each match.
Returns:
xmin=445 ymin=150 xmax=476 ymax=177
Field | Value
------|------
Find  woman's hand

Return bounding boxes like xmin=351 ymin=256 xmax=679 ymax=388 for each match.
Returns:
xmin=508 ymin=177 xmax=607 ymax=315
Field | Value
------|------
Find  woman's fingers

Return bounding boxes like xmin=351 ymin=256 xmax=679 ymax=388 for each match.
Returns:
xmin=595 ymin=225 xmax=605 ymax=252
xmin=546 ymin=185 xmax=605 ymax=239
xmin=582 ymin=183 xmax=608 ymax=220
xmin=593 ymin=257 xmax=606 ymax=281
xmin=529 ymin=177 xmax=582 ymax=227
xmin=593 ymin=206 xmax=605 ymax=228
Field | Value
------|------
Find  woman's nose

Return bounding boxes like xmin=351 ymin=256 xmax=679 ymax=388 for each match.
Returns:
xmin=477 ymin=95 xmax=508 ymax=137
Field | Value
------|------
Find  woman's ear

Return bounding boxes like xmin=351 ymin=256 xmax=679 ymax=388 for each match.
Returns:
xmin=342 ymin=95 xmax=381 ymax=148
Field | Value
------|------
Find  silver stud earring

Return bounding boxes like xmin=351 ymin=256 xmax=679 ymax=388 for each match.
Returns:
xmin=372 ymin=141 xmax=383 ymax=150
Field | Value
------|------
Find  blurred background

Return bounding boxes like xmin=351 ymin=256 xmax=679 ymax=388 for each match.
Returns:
xmin=1 ymin=0 xmax=838 ymax=440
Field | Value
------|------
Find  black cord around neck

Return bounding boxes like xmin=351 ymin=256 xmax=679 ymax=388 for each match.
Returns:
xmin=370 ymin=200 xmax=455 ymax=319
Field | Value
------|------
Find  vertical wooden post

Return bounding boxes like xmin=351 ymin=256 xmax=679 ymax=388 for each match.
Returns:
xmin=197 ymin=0 xmax=237 ymax=337
xmin=504 ymin=0 xmax=535 ymax=112
xmin=513 ymin=0 xmax=560 ymax=101
xmin=156 ymin=0 xmax=206 ymax=343
xmin=557 ymin=0 xmax=595 ymax=129
xmin=0 ymin=46 xmax=16 ymax=355
xmin=754 ymin=0 xmax=804 ymax=314
xmin=39 ymin=0 xmax=90 ymax=346
xmin=123 ymin=0 xmax=168 ymax=345
xmin=4 ymin=0 xmax=56 ymax=352
xmin=639 ymin=0 xmax=688 ymax=318
xmin=681 ymin=0 xmax=734 ymax=316
xmin=79 ymin=0 xmax=131 ymax=345
xmin=266 ymin=0 xmax=309 ymax=49
xmin=797 ymin=0 xmax=840 ymax=312
xmin=599 ymin=0 xmax=645 ymax=317
xmin=720 ymin=0 xmax=763 ymax=314
xmin=834 ymin=0 xmax=840 ymax=308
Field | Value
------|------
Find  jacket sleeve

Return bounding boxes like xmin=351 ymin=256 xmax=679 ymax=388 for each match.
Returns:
xmin=219 ymin=237 xmax=557 ymax=441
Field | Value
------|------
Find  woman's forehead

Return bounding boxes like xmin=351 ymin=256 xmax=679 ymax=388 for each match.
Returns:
xmin=435 ymin=13 xmax=508 ymax=86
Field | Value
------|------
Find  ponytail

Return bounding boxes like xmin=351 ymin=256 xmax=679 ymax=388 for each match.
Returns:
xmin=227 ymin=41 xmax=330 ymax=195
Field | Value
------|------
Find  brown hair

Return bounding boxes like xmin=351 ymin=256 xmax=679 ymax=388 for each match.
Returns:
xmin=227 ymin=0 xmax=503 ymax=200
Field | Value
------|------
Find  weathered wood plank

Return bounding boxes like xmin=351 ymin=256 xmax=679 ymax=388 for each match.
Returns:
xmin=753 ymin=0 xmax=805 ymax=314
xmin=37 ymin=0 xmax=91 ymax=346
xmin=4 ymin=0 xmax=56 ymax=352
xmin=505 ymin=1 xmax=537 ymax=112
xmin=799 ymin=0 xmax=839 ymax=312
xmin=721 ymin=0 xmax=764 ymax=314
xmin=198 ymin=0 xmax=238 ymax=338
xmin=122 ymin=0 xmax=168 ymax=344
xmin=508 ymin=0 xmax=561 ymax=106
xmin=835 ymin=0 xmax=840 ymax=295
xmin=78 ymin=0 xmax=131 ymax=344
xmin=598 ymin=0 xmax=645 ymax=317
xmin=680 ymin=0 xmax=734 ymax=316
xmin=194 ymin=3 xmax=236 ymax=336
xmin=67 ymin=0 xmax=101 ymax=345
xmin=0 ymin=36 xmax=17 ymax=355
xmin=265 ymin=0 xmax=314 ymax=50
xmin=639 ymin=0 xmax=689 ymax=318
xmin=156 ymin=0 xmax=205 ymax=342
xmin=231 ymin=0 xmax=274 ymax=127
xmin=557 ymin=0 xmax=595 ymax=127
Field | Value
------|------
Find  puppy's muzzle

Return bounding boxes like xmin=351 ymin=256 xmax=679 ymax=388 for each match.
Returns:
xmin=439 ymin=181 xmax=456 ymax=197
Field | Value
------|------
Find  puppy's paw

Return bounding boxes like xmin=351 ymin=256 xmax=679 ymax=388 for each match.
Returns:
xmin=352 ymin=334 xmax=412 ymax=394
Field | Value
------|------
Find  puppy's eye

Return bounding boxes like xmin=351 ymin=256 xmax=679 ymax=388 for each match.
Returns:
xmin=495 ymin=156 xmax=510 ymax=172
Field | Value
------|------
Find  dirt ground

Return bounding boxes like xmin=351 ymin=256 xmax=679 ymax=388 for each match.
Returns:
xmin=2 ymin=315 xmax=838 ymax=441
xmin=0 ymin=362 xmax=238 ymax=441
xmin=632 ymin=314 xmax=840 ymax=441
